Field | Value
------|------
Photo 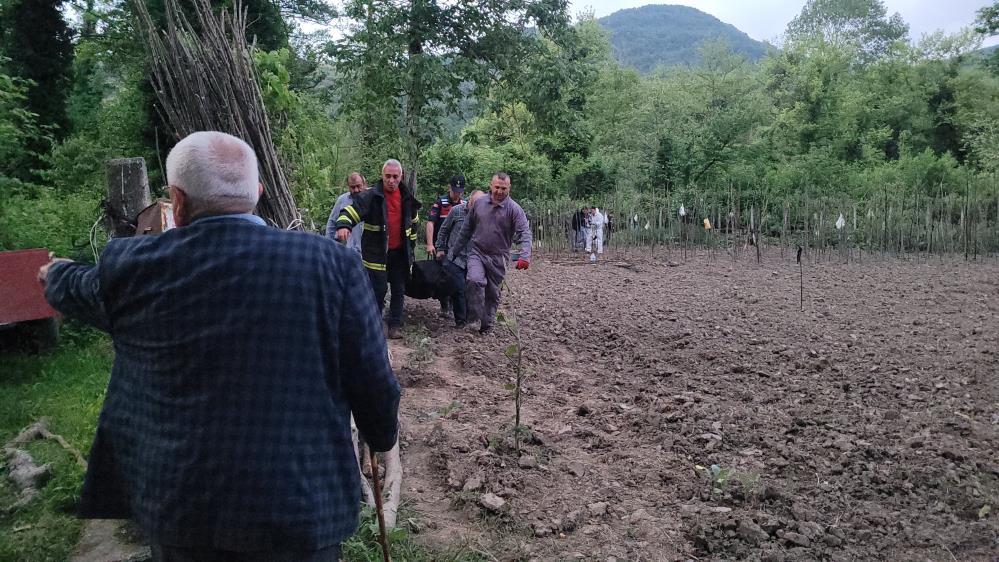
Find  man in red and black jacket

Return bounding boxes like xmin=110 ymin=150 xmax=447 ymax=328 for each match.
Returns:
xmin=335 ymin=159 xmax=421 ymax=339
xmin=425 ymin=175 xmax=465 ymax=318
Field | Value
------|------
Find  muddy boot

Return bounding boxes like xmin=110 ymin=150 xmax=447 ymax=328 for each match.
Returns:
xmin=387 ymin=326 xmax=403 ymax=340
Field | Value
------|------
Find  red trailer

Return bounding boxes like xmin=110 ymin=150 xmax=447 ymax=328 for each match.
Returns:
xmin=0 ymin=248 xmax=60 ymax=352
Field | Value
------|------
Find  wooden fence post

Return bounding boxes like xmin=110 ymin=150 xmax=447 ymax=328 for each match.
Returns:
xmin=105 ymin=157 xmax=151 ymax=237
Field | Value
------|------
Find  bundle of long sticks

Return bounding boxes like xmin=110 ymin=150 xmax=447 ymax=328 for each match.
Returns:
xmin=132 ymin=0 xmax=300 ymax=229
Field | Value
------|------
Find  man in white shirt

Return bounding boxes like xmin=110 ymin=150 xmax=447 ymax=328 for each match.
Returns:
xmin=586 ymin=206 xmax=606 ymax=258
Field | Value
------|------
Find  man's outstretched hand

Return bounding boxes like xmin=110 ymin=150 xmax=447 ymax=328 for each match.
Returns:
xmin=515 ymin=259 xmax=529 ymax=270
xmin=37 ymin=254 xmax=72 ymax=288
xmin=335 ymin=227 xmax=350 ymax=243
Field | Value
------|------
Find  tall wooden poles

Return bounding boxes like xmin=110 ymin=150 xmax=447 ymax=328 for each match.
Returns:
xmin=133 ymin=0 xmax=300 ymax=228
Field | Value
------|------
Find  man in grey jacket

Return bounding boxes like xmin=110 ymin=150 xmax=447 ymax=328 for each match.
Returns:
xmin=436 ymin=190 xmax=484 ymax=328
xmin=325 ymin=172 xmax=366 ymax=252
xmin=448 ymin=173 xmax=532 ymax=334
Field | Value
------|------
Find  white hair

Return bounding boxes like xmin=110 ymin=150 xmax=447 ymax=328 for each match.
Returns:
xmin=166 ymin=131 xmax=259 ymax=213
xmin=383 ymin=159 xmax=403 ymax=171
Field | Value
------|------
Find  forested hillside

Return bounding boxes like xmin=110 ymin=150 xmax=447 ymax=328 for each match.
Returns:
xmin=598 ymin=4 xmax=769 ymax=72
xmin=1 ymin=0 xmax=998 ymax=255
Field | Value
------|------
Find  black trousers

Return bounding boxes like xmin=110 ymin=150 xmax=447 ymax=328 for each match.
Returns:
xmin=443 ymin=260 xmax=467 ymax=324
xmin=151 ymin=543 xmax=340 ymax=562
xmin=366 ymin=249 xmax=408 ymax=327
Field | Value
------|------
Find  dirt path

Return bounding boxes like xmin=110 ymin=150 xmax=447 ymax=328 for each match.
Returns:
xmin=69 ymin=520 xmax=148 ymax=562
xmin=391 ymin=251 xmax=999 ymax=561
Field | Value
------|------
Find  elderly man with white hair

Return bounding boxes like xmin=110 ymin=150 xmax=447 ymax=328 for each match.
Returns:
xmin=38 ymin=131 xmax=400 ymax=562
xmin=334 ymin=158 xmax=422 ymax=339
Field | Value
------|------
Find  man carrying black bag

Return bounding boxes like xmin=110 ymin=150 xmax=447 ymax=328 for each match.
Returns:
xmin=435 ymin=190 xmax=483 ymax=328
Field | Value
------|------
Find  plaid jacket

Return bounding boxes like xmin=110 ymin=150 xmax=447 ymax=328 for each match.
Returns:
xmin=44 ymin=216 xmax=400 ymax=551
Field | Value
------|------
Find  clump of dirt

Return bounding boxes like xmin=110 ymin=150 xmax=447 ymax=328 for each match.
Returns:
xmin=393 ymin=252 xmax=999 ymax=561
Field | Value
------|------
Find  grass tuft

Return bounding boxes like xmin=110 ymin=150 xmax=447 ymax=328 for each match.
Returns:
xmin=342 ymin=506 xmax=490 ymax=562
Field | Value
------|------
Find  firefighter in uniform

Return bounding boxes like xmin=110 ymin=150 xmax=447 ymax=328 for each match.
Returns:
xmin=335 ymin=159 xmax=421 ymax=339
xmin=425 ymin=175 xmax=465 ymax=318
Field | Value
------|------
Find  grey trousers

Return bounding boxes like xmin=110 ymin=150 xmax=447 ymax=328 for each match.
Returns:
xmin=465 ymin=250 xmax=507 ymax=330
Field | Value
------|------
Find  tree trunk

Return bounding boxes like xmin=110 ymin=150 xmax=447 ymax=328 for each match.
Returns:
xmin=403 ymin=1 xmax=428 ymax=196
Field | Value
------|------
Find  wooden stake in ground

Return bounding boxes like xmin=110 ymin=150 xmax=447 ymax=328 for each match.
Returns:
xmin=369 ymin=450 xmax=391 ymax=562
xmin=105 ymin=158 xmax=151 ymax=236
xmin=797 ymin=246 xmax=804 ymax=312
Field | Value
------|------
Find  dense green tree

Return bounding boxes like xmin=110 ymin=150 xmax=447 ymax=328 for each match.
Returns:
xmin=975 ymin=2 xmax=999 ymax=35
xmin=785 ymin=0 xmax=908 ymax=63
xmin=331 ymin=0 xmax=570 ymax=193
xmin=0 ymin=0 xmax=74 ymax=142
xmin=952 ymin=65 xmax=999 ymax=173
xmin=0 ymin=65 xmax=48 ymax=189
xmin=974 ymin=2 xmax=999 ymax=74
xmin=0 ymin=0 xmax=73 ymax=179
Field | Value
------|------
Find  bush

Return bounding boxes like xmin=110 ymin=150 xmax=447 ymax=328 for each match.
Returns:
xmin=43 ymin=75 xmax=157 ymax=197
xmin=558 ymin=155 xmax=615 ymax=201
xmin=0 ymin=65 xmax=50 ymax=186
xmin=0 ymin=188 xmax=103 ymax=258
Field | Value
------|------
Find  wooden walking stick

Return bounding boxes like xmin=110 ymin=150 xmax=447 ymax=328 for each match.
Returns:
xmin=369 ymin=449 xmax=392 ymax=562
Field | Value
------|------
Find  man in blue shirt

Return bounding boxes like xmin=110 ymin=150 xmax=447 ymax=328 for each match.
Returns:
xmin=435 ymin=190 xmax=484 ymax=328
xmin=39 ymin=131 xmax=400 ymax=561
xmin=426 ymin=175 xmax=465 ymax=318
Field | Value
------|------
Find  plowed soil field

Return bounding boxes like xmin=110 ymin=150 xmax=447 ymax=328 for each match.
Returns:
xmin=390 ymin=251 xmax=998 ymax=562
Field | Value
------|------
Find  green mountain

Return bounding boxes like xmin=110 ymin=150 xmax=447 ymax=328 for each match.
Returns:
xmin=972 ymin=44 xmax=998 ymax=59
xmin=598 ymin=4 xmax=770 ymax=73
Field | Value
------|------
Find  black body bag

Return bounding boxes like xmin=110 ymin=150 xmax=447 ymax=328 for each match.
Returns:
xmin=406 ymin=259 xmax=456 ymax=300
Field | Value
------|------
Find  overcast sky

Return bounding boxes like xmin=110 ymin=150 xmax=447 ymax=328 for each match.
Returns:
xmin=574 ymin=0 xmax=999 ymax=47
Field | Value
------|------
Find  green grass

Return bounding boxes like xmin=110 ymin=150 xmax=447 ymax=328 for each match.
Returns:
xmin=0 ymin=326 xmax=112 ymax=562
xmin=343 ymin=506 xmax=490 ymax=562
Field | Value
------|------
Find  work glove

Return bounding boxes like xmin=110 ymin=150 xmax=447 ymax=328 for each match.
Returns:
xmin=515 ymin=259 xmax=529 ymax=270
